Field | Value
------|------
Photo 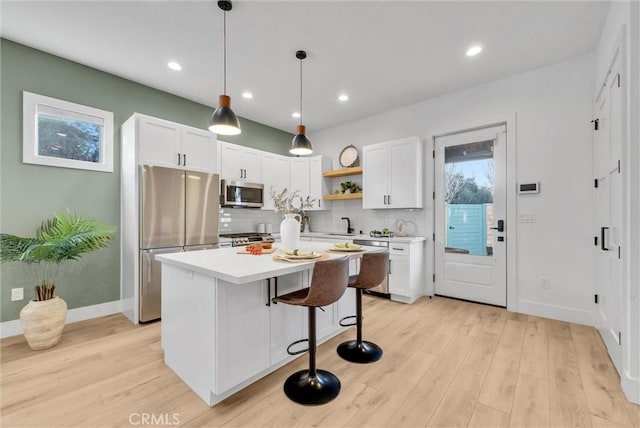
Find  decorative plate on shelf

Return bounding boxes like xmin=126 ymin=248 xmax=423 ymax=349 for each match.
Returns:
xmin=339 ymin=145 xmax=359 ymax=167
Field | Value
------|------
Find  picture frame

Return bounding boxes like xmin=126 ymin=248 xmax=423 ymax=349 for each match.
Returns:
xmin=22 ymin=91 xmax=114 ymax=172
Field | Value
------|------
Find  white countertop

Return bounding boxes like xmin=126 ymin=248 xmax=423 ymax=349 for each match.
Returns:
xmin=156 ymin=242 xmax=383 ymax=284
xmin=300 ymin=232 xmax=426 ymax=243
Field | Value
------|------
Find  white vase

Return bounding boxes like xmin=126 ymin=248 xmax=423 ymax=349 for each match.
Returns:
xmin=20 ymin=296 xmax=67 ymax=351
xmin=280 ymin=213 xmax=302 ymax=249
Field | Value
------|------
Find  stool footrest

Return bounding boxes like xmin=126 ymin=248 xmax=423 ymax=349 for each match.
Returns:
xmin=287 ymin=338 xmax=309 ymax=355
xmin=339 ymin=315 xmax=357 ymax=327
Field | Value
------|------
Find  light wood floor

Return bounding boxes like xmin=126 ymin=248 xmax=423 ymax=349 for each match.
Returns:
xmin=2 ymin=296 xmax=638 ymax=428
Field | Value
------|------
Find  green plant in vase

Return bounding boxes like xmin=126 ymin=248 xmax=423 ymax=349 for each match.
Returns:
xmin=1 ymin=210 xmax=116 ymax=350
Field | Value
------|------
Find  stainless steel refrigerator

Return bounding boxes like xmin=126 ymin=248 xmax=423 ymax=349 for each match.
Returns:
xmin=139 ymin=165 xmax=219 ymax=322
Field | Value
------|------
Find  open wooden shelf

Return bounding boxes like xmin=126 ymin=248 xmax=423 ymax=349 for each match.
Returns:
xmin=322 ymin=166 xmax=363 ymax=178
xmin=323 ymin=193 xmax=363 ymax=201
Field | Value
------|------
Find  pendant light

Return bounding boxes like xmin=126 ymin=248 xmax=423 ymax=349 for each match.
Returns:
xmin=290 ymin=50 xmax=313 ymax=155
xmin=209 ymin=0 xmax=241 ymax=136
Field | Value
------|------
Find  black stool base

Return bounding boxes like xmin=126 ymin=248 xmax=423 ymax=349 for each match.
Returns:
xmin=283 ymin=369 xmax=341 ymax=405
xmin=337 ymin=340 xmax=383 ymax=364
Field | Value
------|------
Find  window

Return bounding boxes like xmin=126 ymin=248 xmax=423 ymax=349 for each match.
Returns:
xmin=22 ymin=92 xmax=114 ymax=172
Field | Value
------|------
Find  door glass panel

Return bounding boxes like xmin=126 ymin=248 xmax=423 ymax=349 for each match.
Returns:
xmin=444 ymin=140 xmax=494 ymax=256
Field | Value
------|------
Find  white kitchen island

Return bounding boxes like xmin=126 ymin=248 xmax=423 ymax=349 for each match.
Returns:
xmin=156 ymin=243 xmax=380 ymax=406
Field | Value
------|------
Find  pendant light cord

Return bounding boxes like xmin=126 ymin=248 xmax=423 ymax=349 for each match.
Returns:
xmin=299 ymin=57 xmax=303 ymax=126
xmin=223 ymin=10 xmax=227 ymax=95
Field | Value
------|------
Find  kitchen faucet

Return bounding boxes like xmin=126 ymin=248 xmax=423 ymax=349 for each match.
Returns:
xmin=341 ymin=217 xmax=354 ymax=234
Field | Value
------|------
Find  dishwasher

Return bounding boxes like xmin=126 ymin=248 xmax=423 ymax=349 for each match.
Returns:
xmin=353 ymin=239 xmax=390 ymax=298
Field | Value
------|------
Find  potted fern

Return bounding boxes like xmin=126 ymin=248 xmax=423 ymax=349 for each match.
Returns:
xmin=0 ymin=210 xmax=116 ymax=350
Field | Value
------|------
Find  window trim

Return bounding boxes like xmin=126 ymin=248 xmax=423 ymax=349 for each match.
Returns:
xmin=22 ymin=91 xmax=114 ymax=172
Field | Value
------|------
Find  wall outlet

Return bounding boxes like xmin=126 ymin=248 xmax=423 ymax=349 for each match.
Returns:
xmin=539 ymin=277 xmax=550 ymax=289
xmin=11 ymin=288 xmax=24 ymax=301
xmin=519 ymin=213 xmax=536 ymax=223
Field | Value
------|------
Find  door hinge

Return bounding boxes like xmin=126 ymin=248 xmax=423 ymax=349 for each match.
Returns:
xmin=618 ymin=246 xmax=621 ymax=259
xmin=594 ymin=236 xmax=598 ymax=246
xmin=594 ymin=294 xmax=598 ymax=304
xmin=617 ymin=73 xmax=621 ymax=88
xmin=594 ymin=179 xmax=599 ymax=188
xmin=618 ymin=160 xmax=621 ymax=173
xmin=618 ymin=331 xmax=622 ymax=344
xmin=432 ymin=274 xmax=436 ymax=282
xmin=591 ymin=118 xmax=599 ymax=131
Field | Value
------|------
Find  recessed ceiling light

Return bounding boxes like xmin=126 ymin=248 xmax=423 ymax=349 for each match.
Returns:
xmin=338 ymin=94 xmax=349 ymax=102
xmin=242 ymin=92 xmax=253 ymax=99
xmin=292 ymin=112 xmax=301 ymax=118
xmin=466 ymin=45 xmax=482 ymax=57
xmin=167 ymin=61 xmax=182 ymax=71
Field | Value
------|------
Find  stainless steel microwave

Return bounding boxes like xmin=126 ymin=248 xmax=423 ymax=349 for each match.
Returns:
xmin=221 ymin=180 xmax=264 ymax=208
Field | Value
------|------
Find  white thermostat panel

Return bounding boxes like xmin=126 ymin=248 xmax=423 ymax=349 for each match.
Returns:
xmin=518 ymin=182 xmax=540 ymax=194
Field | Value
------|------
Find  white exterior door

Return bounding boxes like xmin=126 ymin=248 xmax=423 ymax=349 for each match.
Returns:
xmin=594 ymin=49 xmax=623 ymax=374
xmin=434 ymin=125 xmax=507 ymax=306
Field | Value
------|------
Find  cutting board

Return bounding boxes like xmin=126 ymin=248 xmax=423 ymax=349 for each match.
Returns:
xmin=237 ymin=246 xmax=278 ymax=254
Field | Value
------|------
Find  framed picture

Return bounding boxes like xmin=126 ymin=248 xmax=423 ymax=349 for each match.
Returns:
xmin=22 ymin=91 xmax=114 ymax=172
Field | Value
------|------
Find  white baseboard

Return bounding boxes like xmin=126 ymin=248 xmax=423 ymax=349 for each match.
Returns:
xmin=0 ymin=300 xmax=122 ymax=339
xmin=517 ymin=300 xmax=594 ymax=326
xmin=622 ymin=370 xmax=640 ymax=404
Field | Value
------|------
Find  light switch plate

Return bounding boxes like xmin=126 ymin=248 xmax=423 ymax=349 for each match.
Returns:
xmin=11 ymin=288 xmax=24 ymax=301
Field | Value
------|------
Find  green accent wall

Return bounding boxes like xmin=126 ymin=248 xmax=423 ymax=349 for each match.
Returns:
xmin=0 ymin=39 xmax=292 ymax=322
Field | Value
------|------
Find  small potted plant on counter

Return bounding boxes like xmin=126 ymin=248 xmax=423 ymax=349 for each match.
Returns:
xmin=0 ymin=210 xmax=116 ymax=350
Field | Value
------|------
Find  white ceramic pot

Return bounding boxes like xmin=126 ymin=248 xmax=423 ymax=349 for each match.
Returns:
xmin=280 ymin=213 xmax=302 ymax=249
xmin=20 ymin=296 xmax=67 ymax=350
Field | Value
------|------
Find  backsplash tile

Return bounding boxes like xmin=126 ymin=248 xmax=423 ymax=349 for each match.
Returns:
xmin=308 ymin=201 xmax=426 ymax=237
xmin=219 ymin=208 xmax=283 ymax=234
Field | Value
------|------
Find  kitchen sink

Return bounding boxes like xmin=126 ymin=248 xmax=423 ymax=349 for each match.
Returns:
xmin=325 ymin=233 xmax=357 ymax=236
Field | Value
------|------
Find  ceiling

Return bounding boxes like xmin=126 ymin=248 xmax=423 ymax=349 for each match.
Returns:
xmin=1 ymin=1 xmax=610 ymax=133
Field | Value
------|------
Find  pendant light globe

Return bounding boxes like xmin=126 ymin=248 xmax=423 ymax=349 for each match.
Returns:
xmin=290 ymin=50 xmax=313 ymax=155
xmin=209 ymin=0 xmax=241 ymax=136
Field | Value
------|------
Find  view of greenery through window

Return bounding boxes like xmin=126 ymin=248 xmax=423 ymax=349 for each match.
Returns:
xmin=445 ymin=159 xmax=493 ymax=204
xmin=37 ymin=113 xmax=102 ymax=163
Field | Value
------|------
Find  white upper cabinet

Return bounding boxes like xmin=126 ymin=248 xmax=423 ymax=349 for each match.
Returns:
xmin=137 ymin=114 xmax=216 ymax=172
xmin=308 ymin=156 xmax=332 ymax=211
xmin=261 ymin=153 xmax=290 ymax=210
xmin=362 ymin=136 xmax=423 ymax=209
xmin=290 ymin=158 xmax=310 ymax=198
xmin=219 ymin=141 xmax=262 ymax=182
xmin=289 ymin=156 xmax=331 ymax=211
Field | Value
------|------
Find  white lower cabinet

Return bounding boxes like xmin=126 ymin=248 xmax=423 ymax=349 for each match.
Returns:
xmin=387 ymin=242 xmax=425 ymax=304
xmin=183 ymin=269 xmax=355 ymax=401
xmin=389 ymin=245 xmax=410 ymax=298
xmin=269 ymin=272 xmax=306 ymax=363
xmin=216 ymin=279 xmax=270 ymax=394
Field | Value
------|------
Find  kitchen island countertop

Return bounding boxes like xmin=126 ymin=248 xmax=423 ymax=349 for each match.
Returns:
xmin=156 ymin=241 xmax=382 ymax=284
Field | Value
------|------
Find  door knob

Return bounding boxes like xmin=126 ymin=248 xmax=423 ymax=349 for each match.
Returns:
xmin=490 ymin=220 xmax=504 ymax=232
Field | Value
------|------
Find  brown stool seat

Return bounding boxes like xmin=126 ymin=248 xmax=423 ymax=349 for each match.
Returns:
xmin=337 ymin=251 xmax=389 ymax=364
xmin=272 ymin=256 xmax=349 ymax=405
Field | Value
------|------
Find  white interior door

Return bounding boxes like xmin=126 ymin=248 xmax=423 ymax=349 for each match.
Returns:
xmin=594 ymin=48 xmax=623 ymax=374
xmin=435 ymin=125 xmax=507 ymax=306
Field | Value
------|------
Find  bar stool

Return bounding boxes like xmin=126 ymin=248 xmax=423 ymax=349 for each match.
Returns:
xmin=272 ymin=256 xmax=349 ymax=405
xmin=337 ymin=251 xmax=389 ymax=363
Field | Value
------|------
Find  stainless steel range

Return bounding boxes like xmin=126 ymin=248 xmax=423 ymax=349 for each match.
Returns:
xmin=219 ymin=232 xmax=275 ymax=247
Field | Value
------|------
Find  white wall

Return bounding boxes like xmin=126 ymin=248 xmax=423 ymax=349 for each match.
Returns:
xmin=595 ymin=0 xmax=640 ymax=404
xmin=311 ymin=53 xmax=595 ymax=326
